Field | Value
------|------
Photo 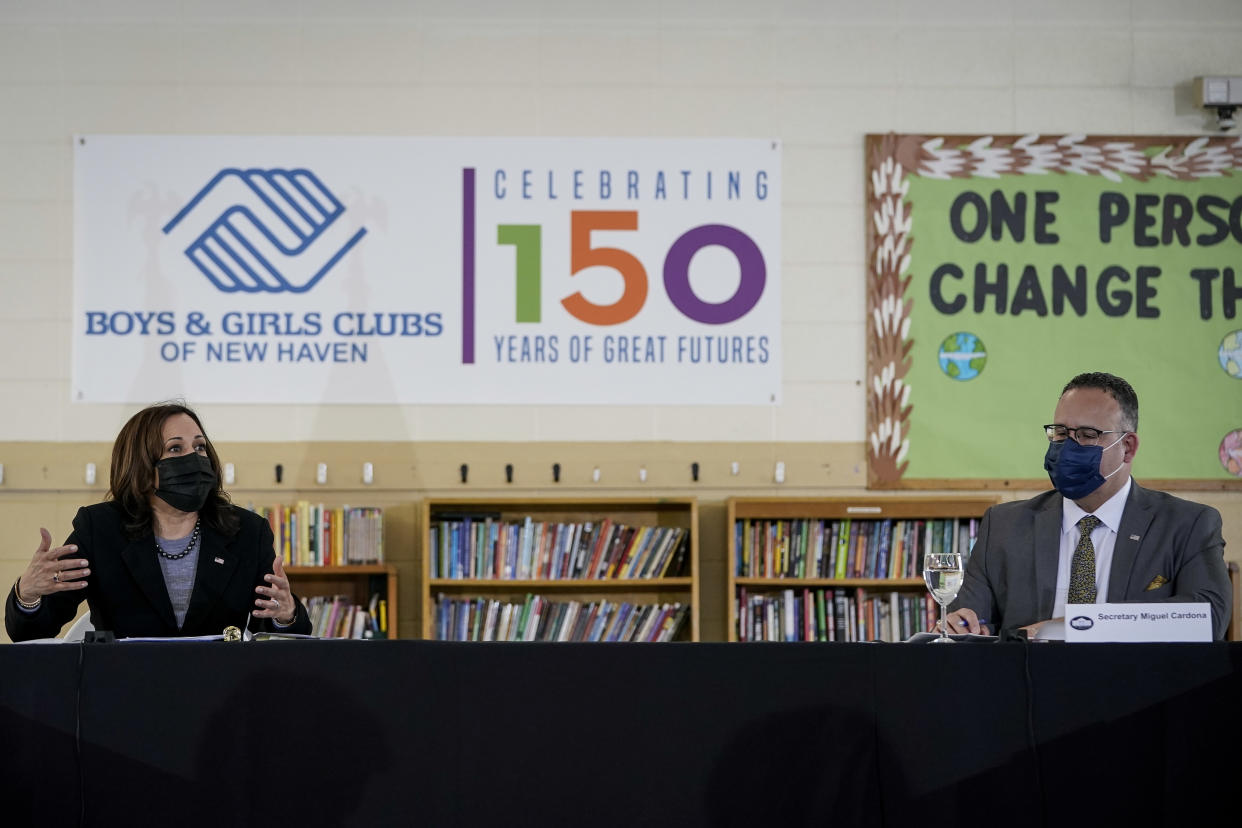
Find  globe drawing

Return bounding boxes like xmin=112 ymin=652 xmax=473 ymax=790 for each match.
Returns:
xmin=1219 ymin=330 xmax=1242 ymax=379
xmin=937 ymin=332 xmax=987 ymax=381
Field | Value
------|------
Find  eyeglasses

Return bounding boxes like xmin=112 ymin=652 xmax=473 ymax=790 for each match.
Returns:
xmin=1043 ymin=424 xmax=1127 ymax=444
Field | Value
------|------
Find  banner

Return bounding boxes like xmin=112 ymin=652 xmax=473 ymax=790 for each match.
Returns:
xmin=865 ymin=134 xmax=1242 ymax=484
xmin=74 ymin=137 xmax=780 ymax=404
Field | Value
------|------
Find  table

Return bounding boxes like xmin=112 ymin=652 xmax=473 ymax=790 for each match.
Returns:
xmin=2 ymin=640 xmax=1238 ymax=826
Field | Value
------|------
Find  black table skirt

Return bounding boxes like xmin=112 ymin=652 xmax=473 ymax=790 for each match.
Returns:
xmin=2 ymin=640 xmax=1238 ymax=827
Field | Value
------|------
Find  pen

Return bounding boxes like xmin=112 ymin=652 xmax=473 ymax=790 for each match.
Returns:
xmin=954 ymin=617 xmax=988 ymax=629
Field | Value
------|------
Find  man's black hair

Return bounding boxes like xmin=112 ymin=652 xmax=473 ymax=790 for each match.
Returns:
xmin=1062 ymin=372 xmax=1138 ymax=431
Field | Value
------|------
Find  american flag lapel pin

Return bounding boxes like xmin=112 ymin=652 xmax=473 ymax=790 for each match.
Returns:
xmin=1129 ymin=535 xmax=1141 ymax=541
xmin=214 ymin=556 xmax=225 ymax=564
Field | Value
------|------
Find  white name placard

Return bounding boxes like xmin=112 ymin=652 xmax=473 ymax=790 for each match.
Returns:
xmin=1064 ymin=603 xmax=1212 ymax=643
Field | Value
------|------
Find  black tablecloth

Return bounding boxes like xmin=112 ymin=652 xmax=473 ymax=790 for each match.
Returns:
xmin=2 ymin=640 xmax=1238 ymax=827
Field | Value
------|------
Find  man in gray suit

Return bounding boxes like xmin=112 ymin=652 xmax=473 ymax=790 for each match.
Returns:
xmin=947 ymin=372 xmax=1231 ymax=640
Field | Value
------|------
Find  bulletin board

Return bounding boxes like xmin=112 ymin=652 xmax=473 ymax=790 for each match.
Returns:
xmin=864 ymin=133 xmax=1242 ymax=488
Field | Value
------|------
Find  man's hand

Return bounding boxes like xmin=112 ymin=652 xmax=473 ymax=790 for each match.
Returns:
xmin=942 ymin=607 xmax=991 ymax=635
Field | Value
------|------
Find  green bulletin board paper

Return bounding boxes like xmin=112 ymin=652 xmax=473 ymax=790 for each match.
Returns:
xmin=865 ymin=134 xmax=1242 ymax=487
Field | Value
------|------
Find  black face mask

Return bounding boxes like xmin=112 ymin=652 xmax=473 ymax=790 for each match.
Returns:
xmin=154 ymin=453 xmax=217 ymax=513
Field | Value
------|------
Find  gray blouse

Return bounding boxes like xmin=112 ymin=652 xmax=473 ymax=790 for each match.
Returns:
xmin=155 ymin=532 xmax=200 ymax=629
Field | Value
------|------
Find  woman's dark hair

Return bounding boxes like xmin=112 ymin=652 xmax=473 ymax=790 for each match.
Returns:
xmin=107 ymin=402 xmax=238 ymax=539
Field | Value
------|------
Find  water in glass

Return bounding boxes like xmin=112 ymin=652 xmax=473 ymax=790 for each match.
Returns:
xmin=923 ymin=552 xmax=964 ymax=643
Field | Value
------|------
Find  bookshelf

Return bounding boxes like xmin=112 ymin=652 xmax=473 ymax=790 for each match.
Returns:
xmin=256 ymin=502 xmax=395 ymax=638
xmin=421 ymin=497 xmax=700 ymax=641
xmin=726 ymin=496 xmax=998 ymax=642
xmin=288 ymin=564 xmax=398 ymax=638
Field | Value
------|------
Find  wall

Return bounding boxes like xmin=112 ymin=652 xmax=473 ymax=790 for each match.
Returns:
xmin=2 ymin=1 xmax=1239 ymax=641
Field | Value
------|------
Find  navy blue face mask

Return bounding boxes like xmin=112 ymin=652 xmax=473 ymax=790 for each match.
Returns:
xmin=1043 ymin=434 xmax=1125 ymax=500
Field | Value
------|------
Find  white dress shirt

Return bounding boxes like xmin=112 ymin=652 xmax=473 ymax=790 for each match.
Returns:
xmin=1052 ymin=476 xmax=1132 ymax=619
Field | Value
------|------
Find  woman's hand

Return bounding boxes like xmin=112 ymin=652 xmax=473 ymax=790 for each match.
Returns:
xmin=17 ymin=529 xmax=90 ymax=602
xmin=255 ymin=555 xmax=296 ymax=625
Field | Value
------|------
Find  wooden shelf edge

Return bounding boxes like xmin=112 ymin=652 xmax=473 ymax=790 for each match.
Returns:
xmin=726 ymin=496 xmax=999 ymax=520
xmin=288 ymin=564 xmax=394 ymax=575
xmin=426 ymin=497 xmax=699 ymax=508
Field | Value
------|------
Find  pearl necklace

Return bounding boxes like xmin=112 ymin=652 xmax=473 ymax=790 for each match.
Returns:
xmin=155 ymin=519 xmax=201 ymax=561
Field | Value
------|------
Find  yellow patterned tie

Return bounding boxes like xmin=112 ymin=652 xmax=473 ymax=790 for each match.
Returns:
xmin=1068 ymin=515 xmax=1101 ymax=604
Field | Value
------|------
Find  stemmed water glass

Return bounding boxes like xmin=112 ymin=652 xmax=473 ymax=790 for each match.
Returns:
xmin=924 ymin=552 xmax=964 ymax=644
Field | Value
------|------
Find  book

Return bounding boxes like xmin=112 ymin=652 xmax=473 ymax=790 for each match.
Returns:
xmin=625 ymin=605 xmax=648 ymax=642
xmin=834 ymin=519 xmax=851 ymax=579
xmin=782 ymin=588 xmax=795 ymax=641
xmin=801 ymin=588 xmax=812 ymax=641
xmin=456 ymin=599 xmax=471 ymax=641
xmin=570 ymin=521 xmax=594 ymax=579
xmin=633 ymin=603 xmax=662 ymax=642
xmin=888 ymin=520 xmax=904 ymax=579
xmin=603 ymin=527 xmax=637 ymax=579
xmin=817 ymin=589 xmax=829 ymax=642
xmin=874 ymin=519 xmax=893 ymax=580
xmin=617 ymin=526 xmax=652 ymax=579
xmin=587 ymin=601 xmax=613 ymax=642
xmin=663 ymin=605 xmax=689 ymax=641
xmin=663 ymin=531 xmax=690 ymax=578
xmin=737 ymin=587 xmax=748 ymax=641
xmin=606 ymin=604 xmax=633 ymax=642
xmin=637 ymin=527 xmax=671 ymax=579
xmin=588 ymin=521 xmax=615 ymax=579
xmin=482 ymin=599 xmax=499 ymax=641
xmin=738 ymin=520 xmax=750 ymax=577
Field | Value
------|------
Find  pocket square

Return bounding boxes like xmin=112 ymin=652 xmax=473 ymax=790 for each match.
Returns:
xmin=1144 ymin=575 xmax=1169 ymax=591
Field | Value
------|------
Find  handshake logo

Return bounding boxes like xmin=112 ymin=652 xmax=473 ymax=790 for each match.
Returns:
xmin=162 ymin=168 xmax=367 ymax=293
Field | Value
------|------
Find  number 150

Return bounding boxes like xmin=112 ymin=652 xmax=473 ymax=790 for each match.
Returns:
xmin=497 ymin=211 xmax=767 ymax=326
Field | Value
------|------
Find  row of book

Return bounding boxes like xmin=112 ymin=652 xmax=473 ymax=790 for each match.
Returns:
xmin=304 ymin=593 xmax=388 ymax=639
xmin=429 ymin=516 xmax=689 ymax=581
xmin=734 ymin=517 xmax=979 ymax=580
xmin=249 ymin=503 xmax=384 ymax=567
xmin=736 ymin=587 xmax=938 ymax=642
xmin=434 ymin=594 xmax=690 ymax=642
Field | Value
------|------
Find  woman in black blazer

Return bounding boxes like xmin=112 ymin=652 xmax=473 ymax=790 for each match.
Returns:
xmin=6 ymin=402 xmax=310 ymax=640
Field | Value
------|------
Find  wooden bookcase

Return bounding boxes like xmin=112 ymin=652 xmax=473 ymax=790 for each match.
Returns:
xmin=420 ymin=497 xmax=700 ymax=641
xmin=257 ymin=501 xmax=398 ymax=638
xmin=288 ymin=564 xmax=398 ymax=638
xmin=726 ymin=496 xmax=997 ymax=642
